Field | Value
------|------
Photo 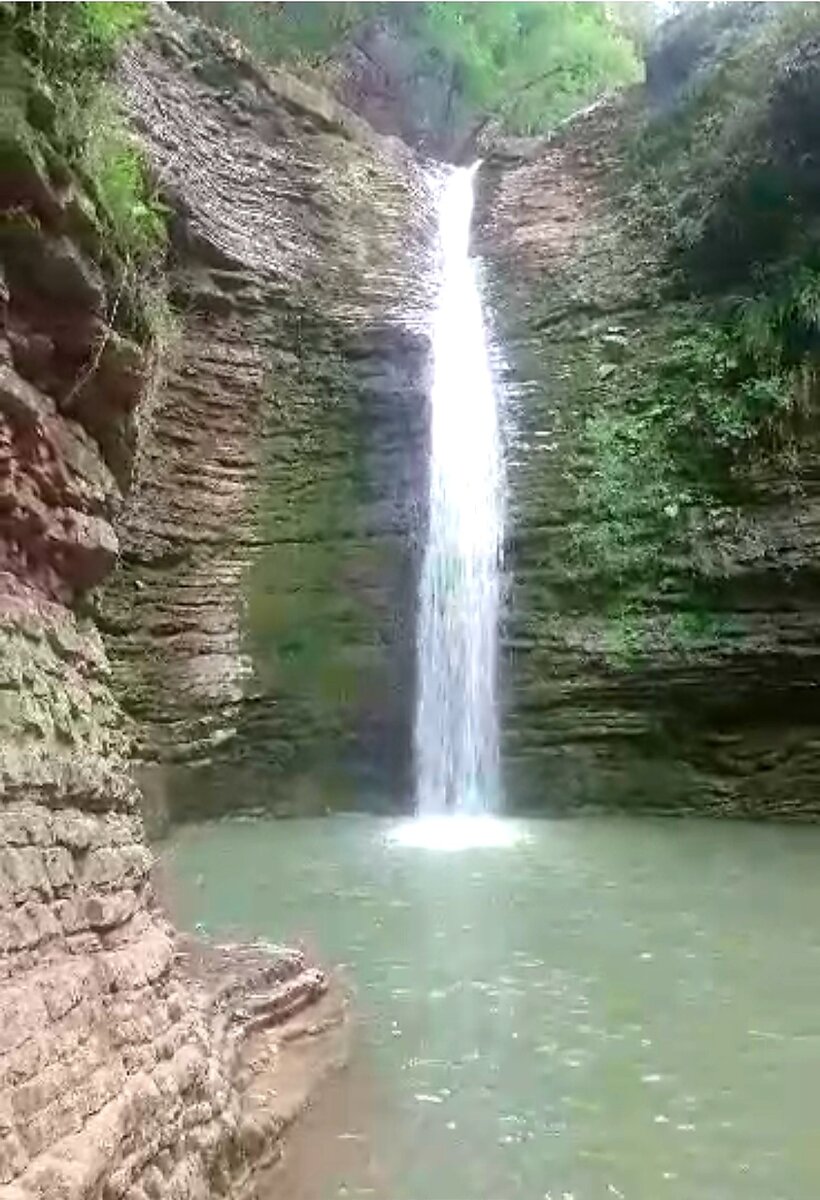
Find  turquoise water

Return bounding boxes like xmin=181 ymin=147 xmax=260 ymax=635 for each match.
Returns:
xmin=165 ymin=815 xmax=820 ymax=1199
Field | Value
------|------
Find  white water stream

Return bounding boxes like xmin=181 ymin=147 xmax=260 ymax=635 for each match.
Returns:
xmin=414 ymin=164 xmax=504 ymax=817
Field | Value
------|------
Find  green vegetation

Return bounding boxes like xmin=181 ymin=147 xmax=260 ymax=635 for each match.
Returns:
xmin=554 ymin=4 xmax=820 ymax=663
xmin=184 ymin=1 xmax=363 ymax=66
xmin=2 ymin=2 xmax=169 ymax=338
xmin=568 ymin=275 xmax=820 ymax=614
xmin=11 ymin=1 xmax=147 ymax=82
xmin=78 ymin=97 xmax=167 ymax=269
xmin=629 ymin=3 xmax=820 ymax=285
xmin=597 ymin=606 xmax=742 ymax=668
xmin=187 ymin=2 xmax=643 ymax=148
xmin=381 ymin=2 xmax=642 ymax=137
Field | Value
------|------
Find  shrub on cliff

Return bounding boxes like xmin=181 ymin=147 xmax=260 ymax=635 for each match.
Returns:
xmin=630 ymin=3 xmax=820 ymax=290
xmin=2 ymin=2 xmax=168 ymax=339
xmin=553 ymin=5 xmax=820 ymax=650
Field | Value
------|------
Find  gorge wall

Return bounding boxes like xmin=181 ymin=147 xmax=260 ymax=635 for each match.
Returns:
xmin=478 ymin=9 xmax=820 ymax=816
xmin=132 ymin=5 xmax=820 ymax=826
xmin=104 ymin=14 xmax=435 ymax=822
xmin=0 ymin=4 xmax=431 ymax=1195
xmin=7 ymin=2 xmax=820 ymax=873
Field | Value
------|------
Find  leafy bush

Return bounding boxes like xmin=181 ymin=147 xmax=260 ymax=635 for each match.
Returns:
xmin=571 ymin=6 xmax=820 ymax=617
xmin=79 ymin=93 xmax=167 ymax=269
xmin=13 ymin=2 xmax=148 ymax=89
xmin=565 ymin=261 xmax=820 ymax=609
xmin=647 ymin=269 xmax=820 ymax=463
xmin=5 ymin=2 xmax=169 ymax=335
xmin=393 ymin=2 xmax=642 ymax=136
xmin=8 ymin=3 xmax=163 ymax=261
xmin=627 ymin=4 xmax=820 ymax=286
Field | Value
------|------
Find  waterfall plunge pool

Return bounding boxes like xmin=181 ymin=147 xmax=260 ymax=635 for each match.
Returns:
xmin=164 ymin=814 xmax=820 ymax=1200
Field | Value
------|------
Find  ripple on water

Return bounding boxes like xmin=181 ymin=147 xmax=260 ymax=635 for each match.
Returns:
xmin=168 ymin=814 xmax=820 ymax=1200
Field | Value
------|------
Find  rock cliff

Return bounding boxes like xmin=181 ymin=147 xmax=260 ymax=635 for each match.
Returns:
xmin=4 ymin=3 xmax=820 ymax=1195
xmin=478 ymin=11 xmax=820 ymax=816
xmin=1 ymin=6 xmax=412 ymax=1195
xmin=105 ymin=13 xmax=435 ymax=823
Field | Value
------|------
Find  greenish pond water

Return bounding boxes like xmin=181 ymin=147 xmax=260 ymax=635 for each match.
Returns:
xmin=165 ymin=816 xmax=820 ymax=1200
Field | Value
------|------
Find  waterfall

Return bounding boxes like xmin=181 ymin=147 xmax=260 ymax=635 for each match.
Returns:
xmin=414 ymin=164 xmax=504 ymax=816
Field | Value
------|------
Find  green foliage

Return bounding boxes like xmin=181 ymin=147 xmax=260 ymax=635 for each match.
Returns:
xmin=188 ymin=1 xmax=642 ymax=143
xmin=652 ymin=269 xmax=820 ymax=460
xmin=599 ymin=609 xmax=648 ymax=666
xmin=79 ymin=93 xmax=167 ymax=269
xmin=4 ymin=2 xmax=169 ymax=337
xmin=403 ymin=2 xmax=642 ymax=134
xmin=627 ymin=4 xmax=820 ymax=285
xmin=13 ymin=2 xmax=164 ymax=267
xmin=186 ymin=1 xmax=364 ymax=66
xmin=576 ymin=2 xmax=820 ymax=620
xmin=572 ymin=400 xmax=691 ymax=585
xmin=13 ymin=2 xmax=147 ymax=87
xmin=567 ymin=263 xmax=820 ymax=606
xmin=599 ymin=604 xmax=742 ymax=667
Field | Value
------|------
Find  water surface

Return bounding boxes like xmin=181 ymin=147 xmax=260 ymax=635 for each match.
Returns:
xmin=166 ymin=815 xmax=820 ymax=1199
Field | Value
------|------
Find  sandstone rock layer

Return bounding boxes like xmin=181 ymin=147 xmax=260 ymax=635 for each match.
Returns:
xmin=479 ymin=67 xmax=820 ymax=816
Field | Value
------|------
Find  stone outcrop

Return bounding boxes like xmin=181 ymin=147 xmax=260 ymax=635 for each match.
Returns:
xmin=477 ymin=20 xmax=820 ymax=816
xmin=104 ymin=13 xmax=435 ymax=823
xmin=0 ymin=11 xmax=352 ymax=1197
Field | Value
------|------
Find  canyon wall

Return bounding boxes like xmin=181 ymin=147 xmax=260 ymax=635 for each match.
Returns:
xmin=127 ymin=5 xmax=820 ymax=825
xmin=105 ymin=14 xmax=435 ymax=824
xmin=0 ymin=6 xmax=427 ymax=1195
xmin=479 ymin=13 xmax=820 ymax=816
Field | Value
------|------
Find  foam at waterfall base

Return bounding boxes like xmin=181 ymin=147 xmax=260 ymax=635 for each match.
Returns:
xmin=387 ymin=814 xmax=525 ymax=852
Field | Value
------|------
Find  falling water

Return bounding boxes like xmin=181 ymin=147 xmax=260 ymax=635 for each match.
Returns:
xmin=414 ymin=164 xmax=504 ymax=816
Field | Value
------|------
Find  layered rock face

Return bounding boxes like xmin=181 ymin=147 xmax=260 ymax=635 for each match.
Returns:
xmin=0 ymin=12 xmax=361 ymax=1197
xmin=106 ymin=15 xmax=435 ymax=822
xmin=478 ymin=23 xmax=820 ymax=816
